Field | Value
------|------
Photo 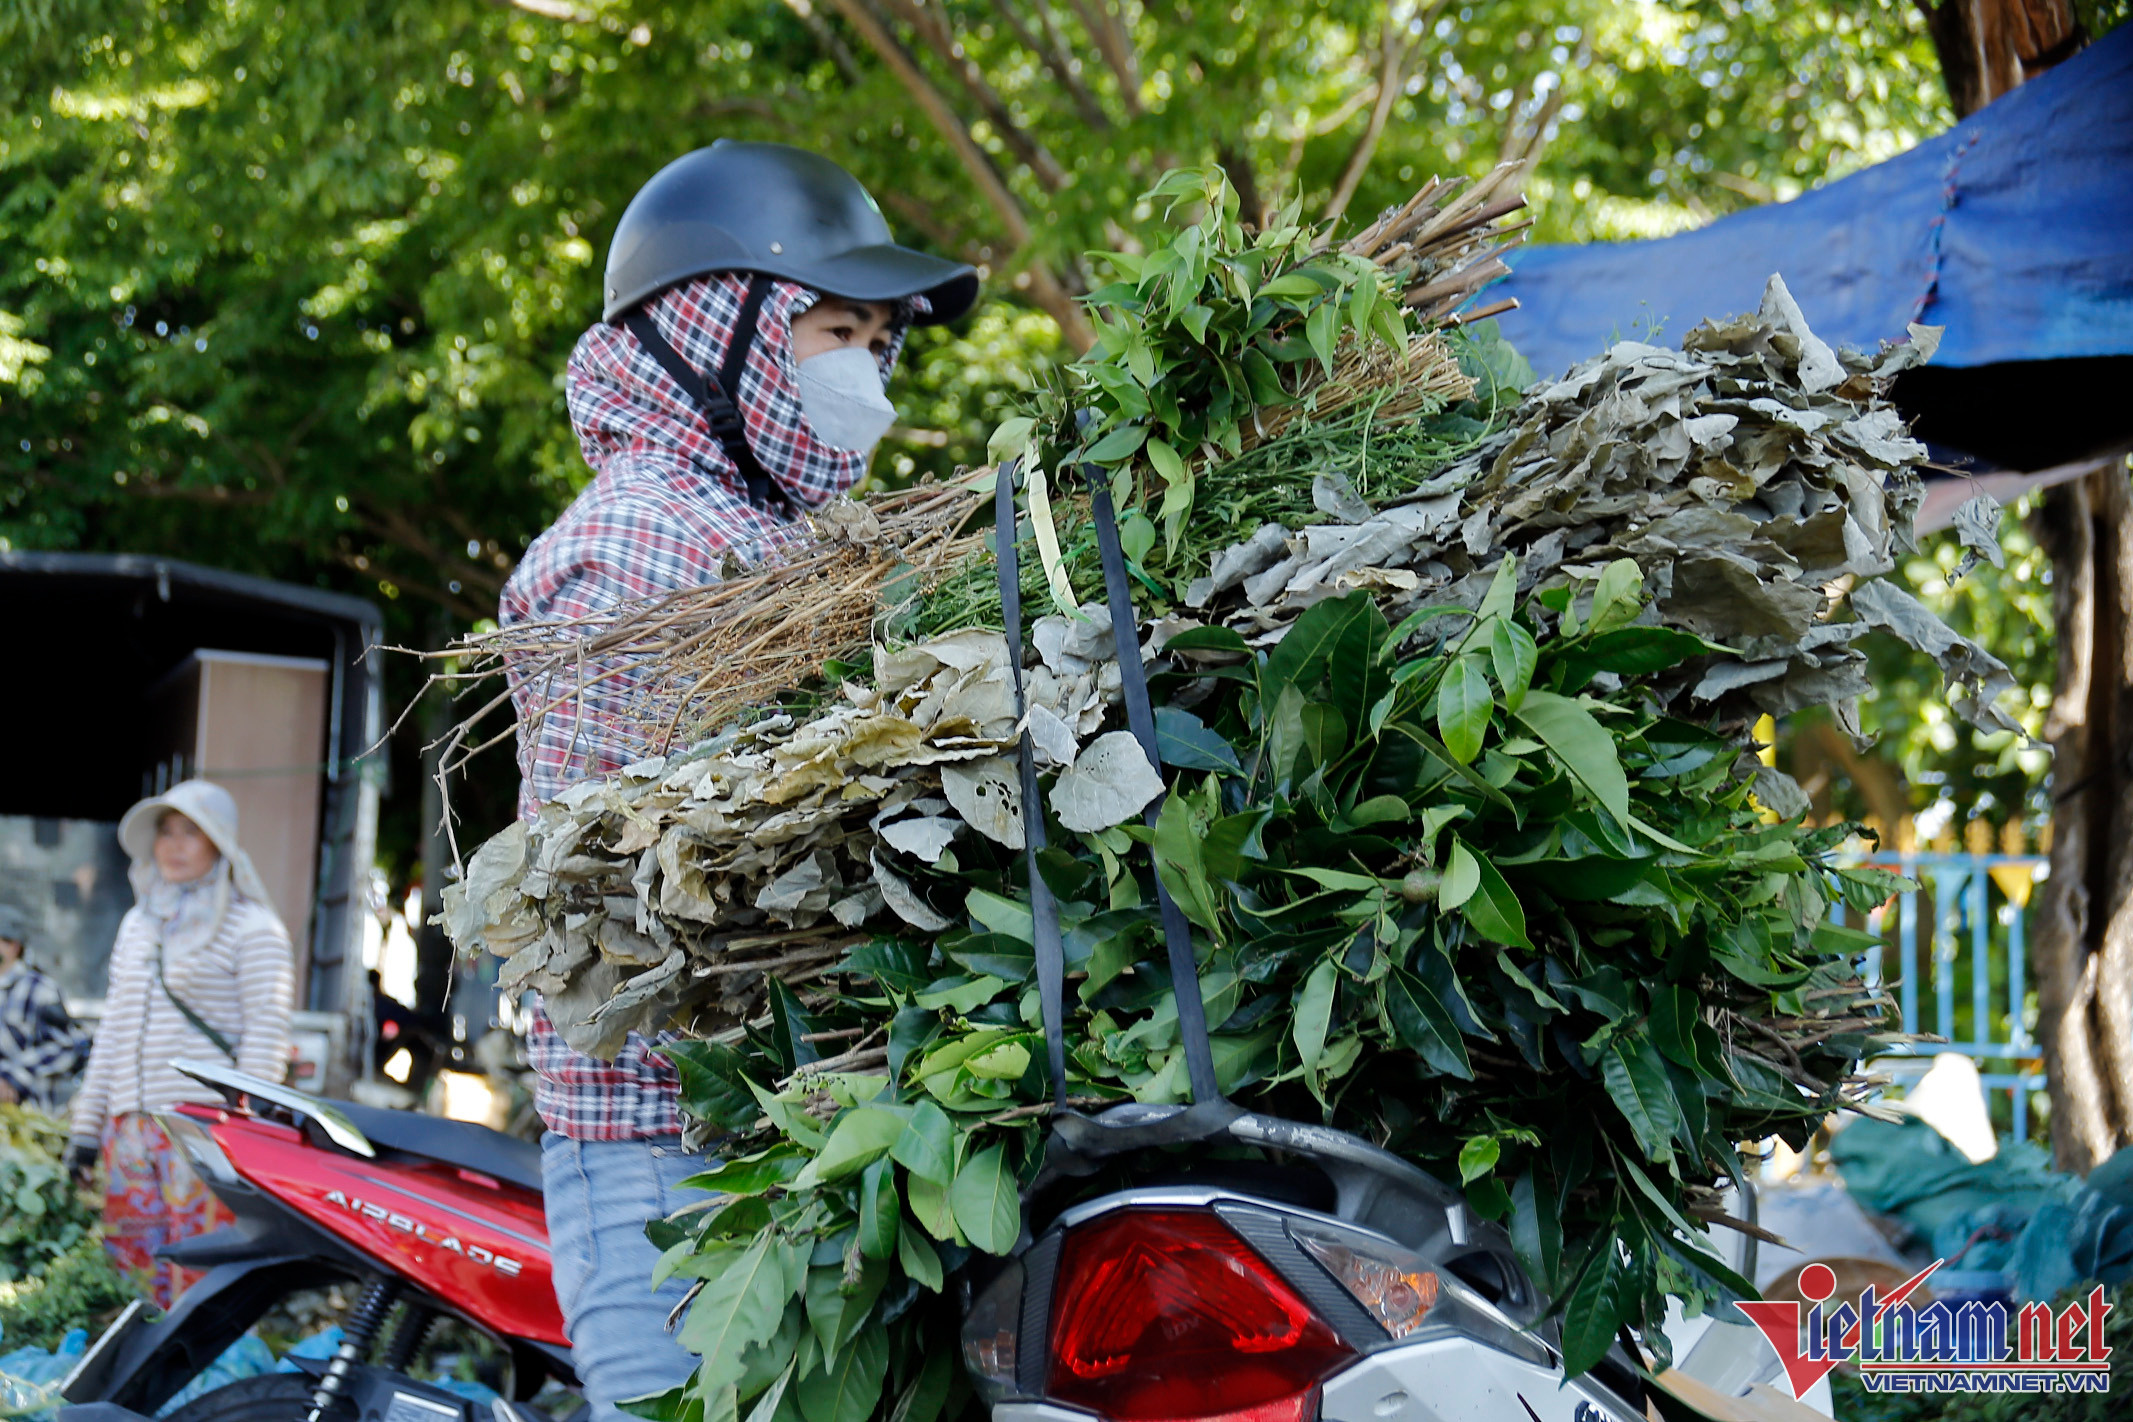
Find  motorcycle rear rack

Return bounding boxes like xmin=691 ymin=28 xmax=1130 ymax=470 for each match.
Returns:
xmin=173 ymin=1056 xmax=378 ymax=1158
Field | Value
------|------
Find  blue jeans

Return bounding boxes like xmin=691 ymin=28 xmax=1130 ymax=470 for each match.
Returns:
xmin=543 ymin=1133 xmax=717 ymax=1422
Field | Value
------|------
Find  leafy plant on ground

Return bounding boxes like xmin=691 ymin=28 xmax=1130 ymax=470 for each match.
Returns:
xmin=0 ymin=1234 xmax=136 ymax=1355
xmin=0 ymin=1107 xmax=100 ymax=1285
xmin=639 ymin=564 xmax=1907 ymax=1422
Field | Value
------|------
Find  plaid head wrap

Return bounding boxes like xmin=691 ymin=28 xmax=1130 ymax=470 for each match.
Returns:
xmin=500 ymin=273 xmax=915 ymax=1139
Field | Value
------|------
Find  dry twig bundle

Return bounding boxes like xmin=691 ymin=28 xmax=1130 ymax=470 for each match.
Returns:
xmin=423 ymin=480 xmax=987 ymax=797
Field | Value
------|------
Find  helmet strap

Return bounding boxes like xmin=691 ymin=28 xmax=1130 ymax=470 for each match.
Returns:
xmin=623 ymin=275 xmax=787 ymax=511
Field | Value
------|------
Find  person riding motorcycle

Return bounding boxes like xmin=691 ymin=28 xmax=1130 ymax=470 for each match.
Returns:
xmin=497 ymin=141 xmax=975 ymax=1422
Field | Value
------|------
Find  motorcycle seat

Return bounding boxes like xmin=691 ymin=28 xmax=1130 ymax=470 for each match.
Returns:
xmin=331 ymin=1100 xmax=545 ymax=1194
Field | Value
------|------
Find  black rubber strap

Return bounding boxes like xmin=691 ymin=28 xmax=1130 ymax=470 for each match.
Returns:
xmin=995 ymin=459 xmax=1070 ymax=1105
xmin=1085 ymin=473 xmax=1224 ymax=1105
xmin=719 ymin=276 xmax=772 ymax=416
xmin=622 ymin=283 xmax=786 ymax=512
xmin=994 ymin=456 xmax=1225 ymax=1109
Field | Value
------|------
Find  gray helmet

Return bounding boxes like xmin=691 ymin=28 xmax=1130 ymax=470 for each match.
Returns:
xmin=602 ymin=141 xmax=978 ymax=324
xmin=0 ymin=904 xmax=30 ymax=948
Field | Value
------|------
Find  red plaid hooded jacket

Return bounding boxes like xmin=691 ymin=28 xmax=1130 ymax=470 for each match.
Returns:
xmin=500 ymin=273 xmax=909 ymax=1139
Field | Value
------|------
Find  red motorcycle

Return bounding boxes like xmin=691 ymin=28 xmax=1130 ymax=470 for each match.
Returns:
xmin=59 ymin=1058 xmax=574 ymax=1422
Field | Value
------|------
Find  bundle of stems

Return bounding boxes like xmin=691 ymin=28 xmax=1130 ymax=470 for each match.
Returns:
xmin=1244 ymin=326 xmax=1474 ymax=450
xmin=1336 ymin=159 xmax=1532 ymax=327
xmin=419 ymin=480 xmax=986 ymax=798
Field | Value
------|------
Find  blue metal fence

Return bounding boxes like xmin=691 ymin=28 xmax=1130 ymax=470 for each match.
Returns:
xmin=1831 ymin=851 xmax=2048 ymax=1139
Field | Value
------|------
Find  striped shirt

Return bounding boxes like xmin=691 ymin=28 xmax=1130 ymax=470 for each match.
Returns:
xmin=67 ymin=898 xmax=295 ymax=1148
xmin=503 ymin=274 xmax=906 ymax=1141
xmin=0 ymin=961 xmax=91 ymax=1112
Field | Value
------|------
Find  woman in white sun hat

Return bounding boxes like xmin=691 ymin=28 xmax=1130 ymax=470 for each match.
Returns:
xmin=67 ymin=778 xmax=295 ymax=1306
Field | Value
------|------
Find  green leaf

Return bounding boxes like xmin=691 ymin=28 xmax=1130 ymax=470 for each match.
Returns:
xmin=1514 ymin=690 xmax=1632 ymax=827
xmin=1561 ymin=1243 xmax=1631 ymax=1377
xmin=740 ymin=1361 xmax=796 ymax=1422
xmin=794 ymin=1323 xmax=889 ymax=1422
xmin=942 ymin=932 xmax=1034 ymax=982
xmin=1305 ymin=300 xmax=1340 ymax=375
xmin=1831 ymin=865 xmax=1915 ymax=913
xmin=1163 ymin=625 xmax=1252 ymax=657
xmin=857 ymin=1157 xmax=900 ymax=1262
xmin=769 ymin=979 xmax=822 ymax=1072
xmin=885 ymin=1343 xmax=955 ymax=1422
xmin=1386 ymin=722 xmax=1516 ymax=814
xmin=1155 ymin=706 xmax=1241 ymax=772
xmin=1345 ymin=794 xmax=1410 ymax=827
xmin=1153 ymin=790 xmax=1221 ymax=932
xmin=1459 ymin=842 xmax=1532 ymax=949
xmin=1293 ymin=958 xmax=1337 ymax=1071
xmin=1265 ymin=591 xmax=1371 ymax=692
xmin=1587 ymin=558 xmax=1645 ymax=635
xmin=841 ymin=939 xmax=931 ymax=995
xmin=659 ymin=1042 xmax=763 ymax=1136
xmin=964 ymin=888 xmax=1035 ymax=943
xmin=677 ymin=1233 xmax=807 ymax=1392
xmin=1084 ymin=423 xmax=1148 ymax=463
xmin=887 ymin=1100 xmax=955 ymax=1193
xmin=1145 ymin=435 xmax=1188 ymax=487
xmin=1647 ymin=984 xmax=1701 ymax=1071
xmin=948 ymin=1144 xmax=1022 ymax=1254
xmin=678 ymin=1145 xmax=804 ymax=1197
xmin=896 ymin=1217 xmax=944 ymax=1291
xmin=799 ymin=1106 xmax=907 ymax=1185
xmin=1435 ymin=655 xmax=1493 ymax=764
xmin=1602 ymin=1037 xmax=1682 ymax=1165
xmin=1384 ymin=964 xmax=1474 ymax=1080
xmin=1439 ymin=839 xmax=1481 ymax=911
xmin=965 ymin=1039 xmax=1031 ymax=1079
xmin=1571 ymin=627 xmax=1716 ymax=677
xmin=1458 ymin=1136 xmax=1501 ymax=1185
xmin=1489 ymin=620 xmax=1538 ymax=710
xmin=1259 ymin=272 xmax=1325 ymax=299
xmin=1472 ymin=554 xmax=1518 ymax=630
xmin=804 ymin=1256 xmax=887 ymax=1366
xmin=985 ymin=416 xmax=1035 ymax=464
xmin=1509 ymin=1170 xmax=1563 ymax=1294
xmin=905 ymin=1173 xmax=961 ymax=1243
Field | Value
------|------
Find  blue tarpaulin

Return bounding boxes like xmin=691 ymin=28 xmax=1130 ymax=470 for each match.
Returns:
xmin=1491 ymin=25 xmax=2133 ymax=381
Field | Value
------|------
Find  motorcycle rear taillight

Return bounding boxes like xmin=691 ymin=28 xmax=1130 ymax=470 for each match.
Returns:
xmin=1047 ymin=1209 xmax=1354 ymax=1422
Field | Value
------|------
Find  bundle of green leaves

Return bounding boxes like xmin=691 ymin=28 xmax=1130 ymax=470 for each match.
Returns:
xmin=641 ymin=558 xmax=1908 ymax=1422
xmin=1019 ymin=166 xmax=1473 ymax=554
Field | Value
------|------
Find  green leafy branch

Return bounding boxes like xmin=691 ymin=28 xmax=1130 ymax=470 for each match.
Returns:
xmin=1005 ymin=165 xmax=1407 ymax=553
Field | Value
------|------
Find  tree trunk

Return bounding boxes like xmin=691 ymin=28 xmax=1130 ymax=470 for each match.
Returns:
xmin=1915 ymin=0 xmax=2084 ymax=117
xmin=2030 ymin=463 xmax=2133 ymax=1174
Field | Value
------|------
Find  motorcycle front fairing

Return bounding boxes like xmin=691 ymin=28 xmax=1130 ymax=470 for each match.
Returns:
xmin=60 ymin=1063 xmax=572 ymax=1421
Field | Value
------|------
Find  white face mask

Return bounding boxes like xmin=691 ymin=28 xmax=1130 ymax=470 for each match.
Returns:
xmin=795 ymin=347 xmax=897 ymax=453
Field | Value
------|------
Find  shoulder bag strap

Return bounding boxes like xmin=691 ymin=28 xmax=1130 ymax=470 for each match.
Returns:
xmin=154 ymin=940 xmax=238 ymax=1061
